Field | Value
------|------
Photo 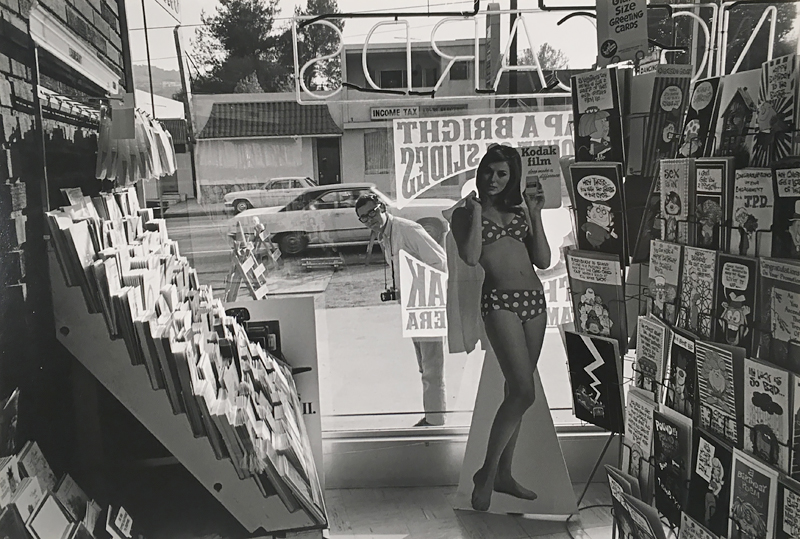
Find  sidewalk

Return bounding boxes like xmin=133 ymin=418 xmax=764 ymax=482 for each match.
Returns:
xmin=162 ymin=198 xmax=226 ymax=218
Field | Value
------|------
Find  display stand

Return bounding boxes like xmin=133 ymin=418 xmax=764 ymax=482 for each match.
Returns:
xmin=225 ymin=222 xmax=271 ymax=302
xmin=49 ymin=249 xmax=322 ymax=534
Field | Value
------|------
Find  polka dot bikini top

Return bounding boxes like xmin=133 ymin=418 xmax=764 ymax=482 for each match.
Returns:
xmin=482 ymin=210 xmax=529 ymax=245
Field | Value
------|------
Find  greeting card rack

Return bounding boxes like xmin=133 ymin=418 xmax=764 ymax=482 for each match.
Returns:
xmin=48 ymin=248 xmax=323 ymax=536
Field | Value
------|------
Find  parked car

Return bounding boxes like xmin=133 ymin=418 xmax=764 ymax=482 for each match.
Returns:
xmin=223 ymin=176 xmax=318 ymax=214
xmin=230 ymin=183 xmax=457 ymax=255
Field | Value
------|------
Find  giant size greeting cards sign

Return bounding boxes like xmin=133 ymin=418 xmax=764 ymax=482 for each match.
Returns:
xmin=393 ymin=111 xmax=573 ymax=208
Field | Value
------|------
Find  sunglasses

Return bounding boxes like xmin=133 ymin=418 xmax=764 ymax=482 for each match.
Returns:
xmin=358 ymin=206 xmax=381 ymax=223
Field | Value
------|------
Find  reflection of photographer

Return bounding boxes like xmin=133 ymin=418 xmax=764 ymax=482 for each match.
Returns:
xmin=355 ymin=194 xmax=447 ymax=427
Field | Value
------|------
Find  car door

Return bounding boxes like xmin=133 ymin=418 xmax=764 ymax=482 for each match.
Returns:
xmin=303 ymin=190 xmax=349 ymax=245
xmin=261 ymin=179 xmax=292 ymax=207
xmin=338 ymin=188 xmax=373 ymax=242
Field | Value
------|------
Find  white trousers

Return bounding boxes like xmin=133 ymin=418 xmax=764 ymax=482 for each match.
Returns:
xmin=412 ymin=337 xmax=446 ymax=425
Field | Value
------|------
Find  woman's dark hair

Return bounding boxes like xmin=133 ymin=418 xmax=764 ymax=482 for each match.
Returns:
xmin=475 ymin=144 xmax=522 ymax=209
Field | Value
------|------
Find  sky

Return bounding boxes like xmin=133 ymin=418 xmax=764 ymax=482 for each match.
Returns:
xmin=125 ymin=0 xmax=599 ymax=73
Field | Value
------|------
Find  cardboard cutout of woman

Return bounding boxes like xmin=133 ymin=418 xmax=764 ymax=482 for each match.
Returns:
xmin=450 ymin=145 xmax=552 ymax=511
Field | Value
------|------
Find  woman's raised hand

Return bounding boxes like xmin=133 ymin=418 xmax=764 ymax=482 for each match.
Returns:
xmin=465 ymin=191 xmax=482 ymax=214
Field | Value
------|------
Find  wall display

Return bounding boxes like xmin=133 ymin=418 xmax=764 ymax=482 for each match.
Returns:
xmin=772 ymin=159 xmax=800 ymax=259
xmin=686 ymin=430 xmax=734 ymax=537
xmin=693 ymin=158 xmax=735 ymax=251
xmin=696 ymin=340 xmax=745 ymax=448
xmin=659 ymin=158 xmax=695 ymax=245
xmin=730 ymin=168 xmax=774 ymax=258
xmin=757 ymin=257 xmax=800 ymax=372
xmin=777 ymin=478 xmax=800 ymax=539
xmin=678 ymin=78 xmax=723 ymax=159
xmin=622 ymin=387 xmax=658 ymax=503
xmin=653 ymin=409 xmax=692 ymax=527
xmin=791 ymin=375 xmax=800 ymax=483
xmin=453 ymin=347 xmax=576 ymax=515
xmin=568 ymin=163 xmax=627 ymax=265
xmin=713 ymin=68 xmax=761 ymax=169
xmin=634 ymin=315 xmax=670 ymax=403
xmin=564 ymin=331 xmax=625 ymax=433
xmin=571 ymin=68 xmax=626 ymax=164
xmin=729 ymin=448 xmax=778 ymax=539
xmin=713 ymin=253 xmax=758 ymax=356
xmin=648 ymin=240 xmax=682 ymax=324
xmin=665 ymin=329 xmax=697 ymax=421
xmin=565 ymin=249 xmax=628 ymax=353
xmin=743 ymin=357 xmax=791 ymax=473
xmin=752 ymin=54 xmax=797 ymax=167
xmin=676 ymin=246 xmax=717 ymax=339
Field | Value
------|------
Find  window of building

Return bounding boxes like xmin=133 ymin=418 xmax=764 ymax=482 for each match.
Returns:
xmin=450 ymin=62 xmax=469 ymax=80
xmin=363 ymin=129 xmax=392 ymax=174
xmin=424 ymin=67 xmax=439 ymax=86
xmin=380 ymin=70 xmax=405 ymax=88
xmin=412 ymin=65 xmax=422 ymax=88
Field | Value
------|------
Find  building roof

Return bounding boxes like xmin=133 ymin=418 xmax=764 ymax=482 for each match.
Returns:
xmin=197 ymin=101 xmax=341 ymax=139
xmin=160 ymin=119 xmax=187 ymax=145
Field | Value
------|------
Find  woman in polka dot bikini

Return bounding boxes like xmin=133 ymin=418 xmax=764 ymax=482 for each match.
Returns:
xmin=451 ymin=144 xmax=551 ymax=512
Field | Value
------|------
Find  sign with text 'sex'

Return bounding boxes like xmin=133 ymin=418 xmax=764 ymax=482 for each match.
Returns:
xmin=399 ymin=250 xmax=447 ymax=338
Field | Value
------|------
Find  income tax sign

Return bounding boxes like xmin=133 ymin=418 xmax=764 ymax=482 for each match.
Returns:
xmin=393 ymin=110 xmax=573 ymax=208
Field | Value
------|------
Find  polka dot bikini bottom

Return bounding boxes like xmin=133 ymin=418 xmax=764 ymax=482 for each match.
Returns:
xmin=481 ymin=289 xmax=547 ymax=323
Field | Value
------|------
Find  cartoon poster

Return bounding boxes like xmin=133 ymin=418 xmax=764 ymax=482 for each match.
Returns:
xmin=772 ymin=161 xmax=800 ymax=259
xmin=687 ymin=431 xmax=733 ymax=537
xmin=757 ymin=258 xmax=800 ymax=371
xmin=648 ymin=240 xmax=682 ymax=324
xmin=565 ymin=250 xmax=628 ymax=353
xmin=622 ymin=388 xmax=658 ymax=503
xmin=730 ymin=169 xmax=774 ymax=257
xmin=634 ymin=316 xmax=669 ymax=403
xmin=729 ymin=449 xmax=778 ymax=539
xmin=665 ymin=329 xmax=696 ymax=421
xmin=713 ymin=68 xmax=761 ymax=169
xmin=641 ymin=65 xmax=693 ymax=178
xmin=679 ymin=78 xmax=723 ymax=159
xmin=694 ymin=158 xmax=734 ymax=251
xmin=660 ymin=159 xmax=694 ymax=245
xmin=679 ymin=512 xmax=717 ymax=539
xmin=677 ymin=246 xmax=717 ymax=338
xmin=696 ymin=340 xmax=741 ymax=447
xmin=653 ymin=410 xmax=692 ymax=527
xmin=777 ymin=480 xmax=800 ymax=539
xmin=743 ymin=358 xmax=790 ymax=473
xmin=752 ymin=55 xmax=797 ymax=167
xmin=568 ymin=163 xmax=627 ymax=264
xmin=713 ymin=254 xmax=758 ymax=356
xmin=571 ymin=68 xmax=625 ymax=165
xmin=564 ymin=331 xmax=624 ymax=433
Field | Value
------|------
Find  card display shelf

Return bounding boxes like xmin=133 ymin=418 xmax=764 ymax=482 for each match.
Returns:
xmin=49 ymin=250 xmax=318 ymax=534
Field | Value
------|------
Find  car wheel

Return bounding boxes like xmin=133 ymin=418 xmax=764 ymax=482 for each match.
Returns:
xmin=417 ymin=218 xmax=444 ymax=244
xmin=234 ymin=199 xmax=252 ymax=213
xmin=277 ymin=232 xmax=309 ymax=256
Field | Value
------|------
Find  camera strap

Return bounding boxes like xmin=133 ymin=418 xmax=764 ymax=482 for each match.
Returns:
xmin=382 ymin=232 xmax=397 ymax=292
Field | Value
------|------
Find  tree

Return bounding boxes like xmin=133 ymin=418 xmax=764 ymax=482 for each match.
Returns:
xmin=519 ymin=43 xmax=569 ymax=70
xmin=281 ymin=0 xmax=344 ymax=92
xmin=190 ymin=0 xmax=344 ymax=94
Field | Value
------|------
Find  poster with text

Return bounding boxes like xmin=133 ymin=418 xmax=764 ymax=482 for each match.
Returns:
xmin=757 ymin=258 xmax=800 ymax=371
xmin=571 ymin=68 xmax=625 ymax=165
xmin=772 ymin=161 xmax=800 ymax=259
xmin=730 ymin=169 xmax=774 ymax=257
xmin=777 ymin=479 xmax=800 ymax=539
xmin=648 ymin=240 xmax=682 ymax=324
xmin=399 ymin=249 xmax=447 ymax=338
xmin=595 ymin=0 xmax=648 ymax=67
xmin=753 ymin=54 xmax=797 ymax=167
xmin=679 ymin=78 xmax=723 ymax=159
xmin=713 ymin=69 xmax=761 ymax=169
xmin=660 ymin=158 xmax=694 ymax=245
xmin=693 ymin=158 xmax=735 ymax=251
xmin=677 ymin=246 xmax=717 ymax=339
xmin=743 ymin=358 xmax=790 ymax=473
xmin=393 ymin=111 xmax=573 ymax=208
xmin=686 ymin=431 xmax=733 ymax=537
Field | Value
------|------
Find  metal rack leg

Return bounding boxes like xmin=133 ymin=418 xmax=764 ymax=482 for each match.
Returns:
xmin=575 ymin=431 xmax=616 ymax=508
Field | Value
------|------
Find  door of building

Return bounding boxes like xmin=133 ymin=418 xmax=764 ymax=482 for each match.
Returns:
xmin=316 ymin=137 xmax=341 ymax=185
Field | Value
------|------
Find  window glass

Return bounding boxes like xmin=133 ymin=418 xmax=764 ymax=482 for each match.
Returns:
xmin=380 ymin=70 xmax=405 ymax=88
xmin=364 ymin=129 xmax=392 ymax=174
xmin=313 ymin=191 xmax=339 ymax=209
xmin=271 ymin=180 xmax=290 ymax=189
xmin=450 ymin=63 xmax=469 ymax=80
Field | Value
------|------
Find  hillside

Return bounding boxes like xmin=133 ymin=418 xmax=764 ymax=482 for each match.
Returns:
xmin=132 ymin=64 xmax=183 ymax=99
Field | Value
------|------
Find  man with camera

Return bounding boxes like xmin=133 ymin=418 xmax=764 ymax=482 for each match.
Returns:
xmin=355 ymin=194 xmax=447 ymax=427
